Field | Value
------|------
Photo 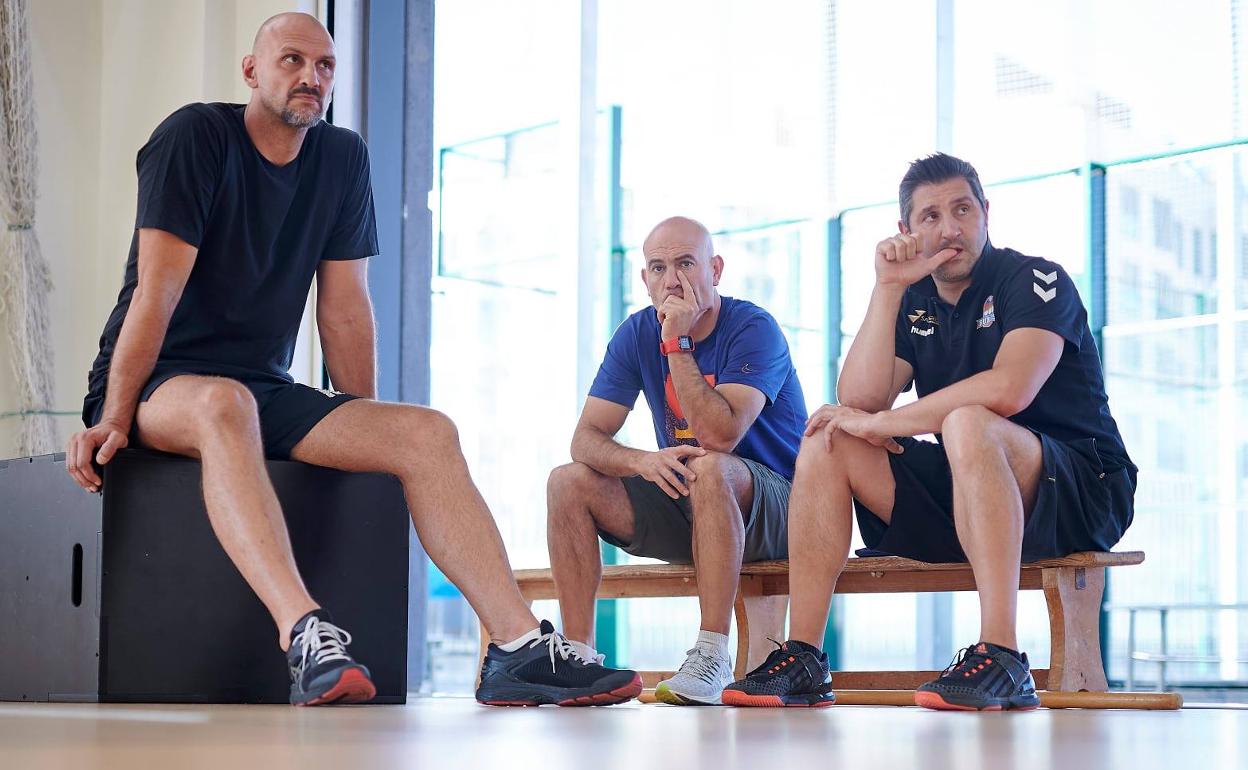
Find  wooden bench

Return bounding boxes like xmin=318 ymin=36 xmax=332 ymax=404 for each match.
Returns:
xmin=486 ymin=550 xmax=1181 ymax=709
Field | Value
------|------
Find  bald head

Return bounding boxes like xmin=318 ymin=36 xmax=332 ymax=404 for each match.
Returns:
xmin=643 ymin=216 xmax=714 ymax=261
xmin=243 ymin=12 xmax=336 ymax=130
xmin=639 ymin=216 xmax=723 ymax=315
xmin=253 ymin=12 xmax=332 ymax=55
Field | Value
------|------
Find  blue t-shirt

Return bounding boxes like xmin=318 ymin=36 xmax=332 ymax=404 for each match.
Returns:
xmin=589 ymin=296 xmax=807 ymax=480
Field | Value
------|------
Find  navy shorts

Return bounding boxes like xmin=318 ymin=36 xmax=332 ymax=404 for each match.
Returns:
xmin=82 ymin=369 xmax=358 ymax=460
xmin=853 ymin=433 xmax=1136 ymax=563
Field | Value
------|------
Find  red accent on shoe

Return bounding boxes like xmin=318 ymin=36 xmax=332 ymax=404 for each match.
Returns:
xmin=721 ymin=690 xmax=836 ymax=708
xmin=300 ymin=667 xmax=376 ymax=706
xmin=556 ymin=673 xmax=644 ymax=707
xmin=915 ymin=691 xmax=1004 ymax=712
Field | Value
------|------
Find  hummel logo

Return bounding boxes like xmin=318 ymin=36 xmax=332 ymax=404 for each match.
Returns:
xmin=910 ymin=326 xmax=935 ymax=337
xmin=741 ymin=363 xmax=754 ymax=373
xmin=1032 ymin=268 xmax=1057 ymax=303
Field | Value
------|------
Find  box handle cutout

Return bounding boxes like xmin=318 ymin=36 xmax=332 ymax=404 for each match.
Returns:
xmin=71 ymin=543 xmax=83 ymax=607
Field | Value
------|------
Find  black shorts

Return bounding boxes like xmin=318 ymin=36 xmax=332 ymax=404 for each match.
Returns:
xmin=82 ymin=369 xmax=358 ymax=460
xmin=853 ymin=433 xmax=1136 ymax=563
xmin=599 ymin=456 xmax=791 ymax=565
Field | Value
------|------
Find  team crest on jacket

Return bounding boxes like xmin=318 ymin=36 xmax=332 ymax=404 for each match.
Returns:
xmin=976 ymin=295 xmax=996 ymax=330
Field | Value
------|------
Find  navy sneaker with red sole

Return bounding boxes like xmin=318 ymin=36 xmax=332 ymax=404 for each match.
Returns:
xmin=915 ymin=642 xmax=1041 ymax=711
xmin=721 ymin=639 xmax=836 ymax=708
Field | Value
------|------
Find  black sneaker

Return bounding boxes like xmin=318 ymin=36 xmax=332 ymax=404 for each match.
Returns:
xmin=476 ymin=620 xmax=642 ymax=706
xmin=915 ymin=642 xmax=1041 ymax=711
xmin=286 ymin=609 xmax=376 ymax=706
xmin=721 ymin=639 xmax=836 ymax=707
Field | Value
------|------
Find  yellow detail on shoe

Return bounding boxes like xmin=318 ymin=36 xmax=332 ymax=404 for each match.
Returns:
xmin=655 ymin=683 xmax=686 ymax=706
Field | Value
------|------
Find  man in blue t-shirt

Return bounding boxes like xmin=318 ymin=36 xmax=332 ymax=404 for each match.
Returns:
xmin=547 ymin=216 xmax=808 ymax=705
xmin=722 ymin=153 xmax=1136 ymax=712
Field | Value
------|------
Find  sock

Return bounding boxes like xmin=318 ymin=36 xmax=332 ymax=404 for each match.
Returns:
xmin=497 ymin=627 xmax=542 ymax=652
xmin=288 ymin=608 xmax=331 ymax=648
xmin=567 ymin=639 xmax=601 ymax=663
xmin=696 ymin=629 xmax=731 ymax=656
xmin=985 ymin=642 xmax=1023 ymax=661
xmin=784 ymin=638 xmax=824 ymax=657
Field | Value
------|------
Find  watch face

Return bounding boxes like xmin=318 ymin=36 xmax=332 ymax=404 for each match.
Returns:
xmin=679 ymin=336 xmax=694 ymax=350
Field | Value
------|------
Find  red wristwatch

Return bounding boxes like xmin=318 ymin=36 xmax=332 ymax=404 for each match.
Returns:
xmin=660 ymin=336 xmax=695 ymax=356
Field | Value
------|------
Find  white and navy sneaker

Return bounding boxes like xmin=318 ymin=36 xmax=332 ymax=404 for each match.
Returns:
xmin=476 ymin=620 xmax=642 ymax=706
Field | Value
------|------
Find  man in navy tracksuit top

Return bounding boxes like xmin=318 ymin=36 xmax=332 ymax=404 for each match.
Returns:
xmin=723 ymin=153 xmax=1135 ymax=711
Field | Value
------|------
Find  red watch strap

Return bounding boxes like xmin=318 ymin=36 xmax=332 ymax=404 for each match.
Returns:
xmin=660 ymin=336 xmax=693 ymax=355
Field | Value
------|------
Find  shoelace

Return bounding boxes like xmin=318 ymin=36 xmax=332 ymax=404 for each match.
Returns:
xmin=292 ymin=616 xmax=353 ymax=673
xmin=941 ymin=645 xmax=989 ymax=678
xmin=747 ymin=638 xmax=791 ymax=677
xmin=676 ymin=644 xmax=728 ymax=685
xmin=529 ymin=630 xmax=594 ymax=673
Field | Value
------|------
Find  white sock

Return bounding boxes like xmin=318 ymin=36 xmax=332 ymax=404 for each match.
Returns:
xmin=567 ymin=639 xmax=601 ymax=662
xmin=697 ymin=629 xmax=730 ymax=656
xmin=497 ymin=627 xmax=541 ymax=652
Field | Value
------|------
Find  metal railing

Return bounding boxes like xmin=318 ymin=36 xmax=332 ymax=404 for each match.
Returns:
xmin=1106 ymin=602 xmax=1248 ymax=691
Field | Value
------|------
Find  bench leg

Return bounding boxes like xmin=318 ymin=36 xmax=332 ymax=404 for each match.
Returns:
xmin=741 ymin=594 xmax=788 ymax=674
xmin=732 ymin=594 xmax=750 ymax=680
xmin=1043 ymin=566 xmax=1108 ymax=691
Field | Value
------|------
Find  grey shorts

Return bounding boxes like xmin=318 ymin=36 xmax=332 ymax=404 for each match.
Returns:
xmin=599 ymin=456 xmax=791 ymax=565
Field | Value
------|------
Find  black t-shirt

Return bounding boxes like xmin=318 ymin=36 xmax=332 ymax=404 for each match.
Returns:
xmin=894 ymin=239 xmax=1135 ymax=473
xmin=86 ymin=102 xmax=378 ymax=398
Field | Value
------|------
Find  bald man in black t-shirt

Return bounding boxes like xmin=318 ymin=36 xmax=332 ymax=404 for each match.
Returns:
xmin=66 ymin=12 xmax=641 ymax=708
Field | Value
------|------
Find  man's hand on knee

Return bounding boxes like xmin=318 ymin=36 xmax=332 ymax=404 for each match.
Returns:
xmin=805 ymin=404 xmax=903 ymax=454
xmin=635 ymin=445 xmax=706 ymax=500
xmin=65 ymin=420 xmax=129 ymax=492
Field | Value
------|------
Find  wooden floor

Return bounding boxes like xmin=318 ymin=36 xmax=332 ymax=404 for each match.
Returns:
xmin=0 ymin=697 xmax=1242 ymax=769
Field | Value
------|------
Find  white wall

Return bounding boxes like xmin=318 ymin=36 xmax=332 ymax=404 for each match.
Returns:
xmin=0 ymin=0 xmax=316 ymax=458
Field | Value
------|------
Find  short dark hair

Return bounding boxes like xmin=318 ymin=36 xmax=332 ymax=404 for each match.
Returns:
xmin=898 ymin=153 xmax=988 ymax=228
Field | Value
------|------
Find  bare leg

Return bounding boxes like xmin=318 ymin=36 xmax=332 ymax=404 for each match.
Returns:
xmin=545 ymin=462 xmax=636 ymax=646
xmin=684 ymin=452 xmax=754 ymax=636
xmin=135 ymin=376 xmax=317 ymax=649
xmin=941 ymin=405 xmax=1043 ymax=650
xmin=786 ymin=431 xmax=896 ymax=646
xmin=291 ymin=399 xmax=537 ymax=644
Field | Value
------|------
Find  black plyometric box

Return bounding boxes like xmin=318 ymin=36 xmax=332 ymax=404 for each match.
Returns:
xmin=0 ymin=449 xmax=409 ymax=703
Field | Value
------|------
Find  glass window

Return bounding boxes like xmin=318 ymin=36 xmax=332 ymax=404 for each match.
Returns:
xmin=1120 ymin=185 xmax=1140 ymax=241
xmin=600 ymin=0 xmax=830 ymax=235
xmin=952 ymin=0 xmax=1233 ymax=173
xmin=1103 ymin=149 xmax=1247 ymax=686
xmin=425 ymin=0 xmax=1248 ymax=695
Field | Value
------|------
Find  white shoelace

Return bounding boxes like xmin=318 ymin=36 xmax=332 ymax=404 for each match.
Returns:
xmin=529 ymin=630 xmax=595 ymax=673
xmin=677 ymin=644 xmax=728 ymax=685
xmin=292 ymin=616 xmax=353 ymax=673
